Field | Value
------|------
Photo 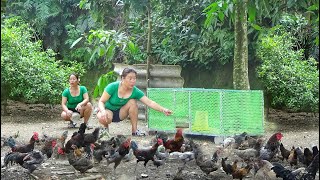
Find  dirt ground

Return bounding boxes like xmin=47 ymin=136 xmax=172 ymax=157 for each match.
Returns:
xmin=1 ymin=100 xmax=319 ymax=180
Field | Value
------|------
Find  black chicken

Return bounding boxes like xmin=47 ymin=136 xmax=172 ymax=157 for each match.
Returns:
xmin=131 ymin=138 xmax=163 ymax=172
xmin=3 ymin=150 xmax=45 ymax=173
xmin=272 ymin=153 xmax=319 ymax=180
xmin=64 ymin=123 xmax=87 ymax=153
xmin=106 ymin=137 xmax=131 ymax=171
xmin=68 ymin=143 xmax=94 ymax=173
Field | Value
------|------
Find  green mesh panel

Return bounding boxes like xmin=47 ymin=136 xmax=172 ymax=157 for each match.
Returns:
xmin=147 ymin=88 xmax=264 ymax=136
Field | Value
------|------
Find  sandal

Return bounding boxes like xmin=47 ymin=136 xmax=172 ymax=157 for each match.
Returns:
xmin=132 ymin=129 xmax=146 ymax=136
xmin=68 ymin=121 xmax=77 ymax=128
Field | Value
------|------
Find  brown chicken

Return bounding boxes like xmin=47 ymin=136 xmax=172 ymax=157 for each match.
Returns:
xmin=3 ymin=150 xmax=45 ymax=173
xmin=68 ymin=143 xmax=94 ymax=173
xmin=163 ymin=128 xmax=184 ymax=152
xmin=279 ymin=143 xmax=291 ymax=161
xmin=7 ymin=132 xmax=39 ymax=153
xmin=221 ymin=157 xmax=237 ymax=175
xmin=288 ymin=146 xmax=298 ymax=167
xmin=106 ymin=138 xmax=131 ymax=171
xmin=232 ymin=163 xmax=253 ymax=180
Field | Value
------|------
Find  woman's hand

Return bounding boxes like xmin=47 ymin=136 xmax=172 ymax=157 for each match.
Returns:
xmin=75 ymin=104 xmax=82 ymax=111
xmin=99 ymin=109 xmax=108 ymax=121
xmin=162 ymin=108 xmax=173 ymax=116
xmin=66 ymin=110 xmax=73 ymax=117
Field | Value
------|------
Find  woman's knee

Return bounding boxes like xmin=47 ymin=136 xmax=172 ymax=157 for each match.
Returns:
xmin=61 ymin=111 xmax=69 ymax=120
xmin=84 ymin=102 xmax=93 ymax=111
xmin=127 ymin=99 xmax=138 ymax=109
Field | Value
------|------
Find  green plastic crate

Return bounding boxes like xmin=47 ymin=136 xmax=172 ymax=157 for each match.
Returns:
xmin=147 ymin=88 xmax=264 ymax=136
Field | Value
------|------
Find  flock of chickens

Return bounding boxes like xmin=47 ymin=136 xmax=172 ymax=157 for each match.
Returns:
xmin=1 ymin=123 xmax=319 ymax=180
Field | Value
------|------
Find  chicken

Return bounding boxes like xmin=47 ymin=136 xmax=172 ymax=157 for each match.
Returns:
xmin=7 ymin=132 xmax=39 ymax=153
xmin=68 ymin=143 xmax=94 ymax=173
xmin=52 ymin=131 xmax=68 ymax=159
xmin=257 ymin=133 xmax=282 ymax=161
xmin=153 ymin=154 xmax=167 ymax=168
xmin=64 ymin=123 xmax=87 ymax=153
xmin=303 ymin=147 xmax=314 ymax=167
xmin=168 ymin=151 xmax=195 ymax=165
xmin=232 ymin=163 xmax=253 ymax=180
xmin=272 ymin=154 xmax=319 ymax=180
xmin=288 ymin=146 xmax=298 ymax=167
xmin=131 ymin=138 xmax=163 ymax=170
xmin=233 ymin=132 xmax=248 ymax=148
xmin=311 ymin=145 xmax=318 ymax=159
xmin=40 ymin=138 xmax=57 ymax=158
xmin=264 ymin=132 xmax=283 ymax=152
xmin=83 ymin=127 xmax=100 ymax=147
xmin=163 ymin=128 xmax=184 ymax=152
xmin=106 ymin=137 xmax=131 ymax=171
xmin=234 ymin=138 xmax=263 ymax=161
xmin=195 ymin=148 xmax=222 ymax=175
xmin=221 ymin=157 xmax=236 ymax=175
xmin=3 ymin=150 xmax=45 ymax=173
xmin=253 ymin=159 xmax=274 ymax=180
xmin=280 ymin=143 xmax=291 ymax=161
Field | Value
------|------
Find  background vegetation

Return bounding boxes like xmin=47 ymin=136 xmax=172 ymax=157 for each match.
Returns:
xmin=1 ymin=0 xmax=319 ymax=112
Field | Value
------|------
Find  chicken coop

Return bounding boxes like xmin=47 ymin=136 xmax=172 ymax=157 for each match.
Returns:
xmin=147 ymin=88 xmax=264 ymax=136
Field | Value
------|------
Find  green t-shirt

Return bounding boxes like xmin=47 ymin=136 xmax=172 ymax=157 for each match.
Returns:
xmin=105 ymin=81 xmax=144 ymax=111
xmin=62 ymin=86 xmax=88 ymax=109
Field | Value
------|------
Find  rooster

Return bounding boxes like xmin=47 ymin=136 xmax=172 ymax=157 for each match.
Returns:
xmin=131 ymin=138 xmax=163 ymax=172
xmin=161 ymin=128 xmax=184 ymax=152
xmin=7 ymin=132 xmax=39 ymax=153
xmin=264 ymin=132 xmax=283 ymax=152
xmin=106 ymin=137 xmax=131 ymax=171
xmin=259 ymin=132 xmax=283 ymax=161
xmin=3 ymin=150 xmax=45 ymax=173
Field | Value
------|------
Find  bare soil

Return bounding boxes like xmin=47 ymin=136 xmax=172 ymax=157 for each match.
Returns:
xmin=1 ymin=100 xmax=319 ymax=180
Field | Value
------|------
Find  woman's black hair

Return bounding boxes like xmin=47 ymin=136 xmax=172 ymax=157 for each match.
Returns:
xmin=69 ymin=73 xmax=79 ymax=80
xmin=121 ymin=68 xmax=137 ymax=78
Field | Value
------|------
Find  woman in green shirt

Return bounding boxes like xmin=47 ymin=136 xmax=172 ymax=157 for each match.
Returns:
xmin=61 ymin=73 xmax=93 ymax=128
xmin=97 ymin=68 xmax=172 ymax=136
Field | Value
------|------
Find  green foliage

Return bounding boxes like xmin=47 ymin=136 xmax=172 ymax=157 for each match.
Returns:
xmin=256 ymin=29 xmax=319 ymax=112
xmin=93 ymin=71 xmax=117 ymax=98
xmin=71 ymin=29 xmax=144 ymax=68
xmin=1 ymin=17 xmax=85 ymax=104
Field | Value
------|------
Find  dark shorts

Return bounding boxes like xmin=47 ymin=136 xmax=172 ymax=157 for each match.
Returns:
xmin=69 ymin=108 xmax=83 ymax=118
xmin=111 ymin=109 xmax=121 ymax=123
xmin=69 ymin=108 xmax=79 ymax=113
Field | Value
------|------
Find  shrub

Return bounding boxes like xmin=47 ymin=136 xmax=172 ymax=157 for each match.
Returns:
xmin=256 ymin=29 xmax=319 ymax=112
xmin=1 ymin=17 xmax=85 ymax=105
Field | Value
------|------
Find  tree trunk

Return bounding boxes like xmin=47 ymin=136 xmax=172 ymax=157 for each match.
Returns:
xmin=233 ymin=0 xmax=250 ymax=90
xmin=146 ymin=3 xmax=152 ymax=89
